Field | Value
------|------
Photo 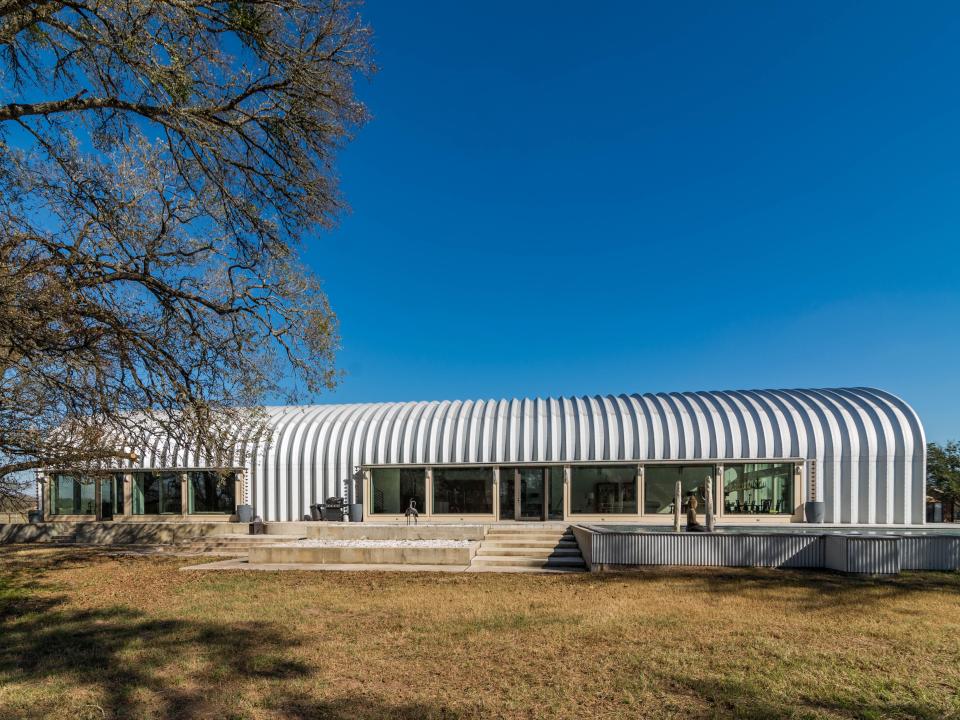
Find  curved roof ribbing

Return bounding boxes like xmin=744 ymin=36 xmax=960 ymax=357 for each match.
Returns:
xmin=133 ymin=387 xmax=926 ymax=524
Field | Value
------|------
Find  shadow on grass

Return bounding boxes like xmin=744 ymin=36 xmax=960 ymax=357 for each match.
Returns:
xmin=0 ymin=547 xmax=481 ymax=719
xmin=661 ymin=671 xmax=952 ymax=720
xmin=575 ymin=565 xmax=960 ymax=611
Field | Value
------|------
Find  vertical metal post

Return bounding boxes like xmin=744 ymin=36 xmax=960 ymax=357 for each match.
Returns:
xmin=674 ymin=479 xmax=682 ymax=532
xmin=705 ymin=475 xmax=715 ymax=532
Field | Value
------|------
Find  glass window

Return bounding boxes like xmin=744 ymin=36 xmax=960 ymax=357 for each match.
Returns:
xmin=53 ymin=475 xmax=75 ymax=515
xmin=570 ymin=465 xmax=637 ymax=514
xmin=51 ymin=474 xmax=96 ymax=515
xmin=132 ymin=472 xmax=182 ymax=514
xmin=644 ymin=465 xmax=715 ymax=515
xmin=499 ymin=468 xmax=515 ymax=520
xmin=188 ymin=471 xmax=236 ymax=514
xmin=548 ymin=466 xmax=564 ymax=520
xmin=370 ymin=468 xmax=426 ymax=514
xmin=100 ymin=474 xmax=125 ymax=517
xmin=433 ymin=467 xmax=493 ymax=514
xmin=723 ymin=463 xmax=793 ymax=514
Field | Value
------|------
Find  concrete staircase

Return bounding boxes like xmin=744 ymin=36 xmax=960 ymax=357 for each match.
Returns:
xmin=172 ymin=534 xmax=305 ymax=556
xmin=471 ymin=526 xmax=586 ymax=572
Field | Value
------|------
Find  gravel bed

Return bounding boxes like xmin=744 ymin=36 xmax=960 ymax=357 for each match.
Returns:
xmin=291 ymin=538 xmax=475 ymax=549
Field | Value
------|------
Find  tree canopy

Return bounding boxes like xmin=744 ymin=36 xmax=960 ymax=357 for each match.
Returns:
xmin=0 ymin=0 xmax=373 ymax=499
xmin=927 ymin=441 xmax=960 ymax=506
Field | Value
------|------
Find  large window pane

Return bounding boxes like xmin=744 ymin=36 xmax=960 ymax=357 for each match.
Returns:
xmin=644 ymin=465 xmax=715 ymax=515
xmin=433 ymin=467 xmax=493 ymax=514
xmin=132 ymin=472 xmax=181 ymax=514
xmin=53 ymin=475 xmax=76 ymax=515
xmin=133 ymin=473 xmax=158 ymax=514
xmin=548 ymin=466 xmax=564 ymax=520
xmin=52 ymin=474 xmax=96 ymax=515
xmin=188 ymin=471 xmax=236 ymax=514
xmin=371 ymin=468 xmax=426 ymax=514
xmin=570 ymin=465 xmax=637 ymax=514
xmin=160 ymin=473 xmax=182 ymax=514
xmin=723 ymin=463 xmax=793 ymax=514
xmin=100 ymin=474 xmax=125 ymax=517
xmin=499 ymin=468 xmax=515 ymax=520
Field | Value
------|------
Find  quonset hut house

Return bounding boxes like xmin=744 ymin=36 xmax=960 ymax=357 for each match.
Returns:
xmin=38 ymin=387 xmax=927 ymax=526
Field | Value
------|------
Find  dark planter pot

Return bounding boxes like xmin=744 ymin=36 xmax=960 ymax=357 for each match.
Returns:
xmin=348 ymin=503 xmax=363 ymax=523
xmin=804 ymin=501 xmax=825 ymax=523
xmin=236 ymin=504 xmax=254 ymax=523
xmin=309 ymin=504 xmax=321 ymax=521
xmin=27 ymin=510 xmax=42 ymax=523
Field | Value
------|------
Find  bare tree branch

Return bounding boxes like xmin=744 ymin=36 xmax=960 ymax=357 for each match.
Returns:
xmin=0 ymin=0 xmax=372 ymax=487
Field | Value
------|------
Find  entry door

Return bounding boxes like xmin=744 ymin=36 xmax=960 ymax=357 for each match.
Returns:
xmin=499 ymin=467 xmax=547 ymax=520
xmin=517 ymin=468 xmax=545 ymax=520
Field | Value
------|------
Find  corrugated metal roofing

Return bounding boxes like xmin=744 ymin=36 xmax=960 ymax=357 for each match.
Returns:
xmin=133 ymin=387 xmax=926 ymax=524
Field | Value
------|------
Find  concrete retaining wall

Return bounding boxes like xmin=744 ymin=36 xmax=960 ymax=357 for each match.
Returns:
xmin=0 ymin=521 xmax=249 ymax=545
xmin=248 ymin=543 xmax=477 ymax=565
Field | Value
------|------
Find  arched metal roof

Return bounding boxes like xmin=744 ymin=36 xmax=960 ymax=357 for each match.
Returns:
xmin=134 ymin=387 xmax=926 ymax=524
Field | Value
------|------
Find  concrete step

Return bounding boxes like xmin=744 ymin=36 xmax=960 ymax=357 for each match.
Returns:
xmin=483 ymin=538 xmax=579 ymax=548
xmin=484 ymin=533 xmax=572 ymax=541
xmin=488 ymin=526 xmax=572 ymax=532
xmin=471 ymin=555 xmax=586 ymax=568
xmin=476 ymin=547 xmax=581 ymax=558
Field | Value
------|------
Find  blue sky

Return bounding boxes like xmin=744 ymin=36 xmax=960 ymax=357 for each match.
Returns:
xmin=302 ymin=1 xmax=960 ymax=443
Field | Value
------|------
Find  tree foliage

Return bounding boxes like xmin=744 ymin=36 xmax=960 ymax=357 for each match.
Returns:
xmin=927 ymin=441 xmax=960 ymax=505
xmin=0 ymin=0 xmax=373 ymax=497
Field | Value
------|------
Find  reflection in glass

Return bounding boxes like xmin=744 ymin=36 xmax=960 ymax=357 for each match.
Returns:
xmin=371 ymin=468 xmax=426 ymax=514
xmin=723 ymin=463 xmax=793 ymax=514
xmin=644 ymin=465 xmax=715 ymax=515
xmin=132 ymin=472 xmax=182 ymax=514
xmin=433 ymin=467 xmax=493 ymax=514
xmin=570 ymin=466 xmax=637 ymax=514
xmin=100 ymin=474 xmax=125 ymax=517
xmin=52 ymin=474 xmax=96 ymax=515
xmin=160 ymin=473 xmax=182 ymax=514
xmin=189 ymin=471 xmax=236 ymax=513
xmin=548 ymin=466 xmax=564 ymax=520
xmin=519 ymin=468 xmax=545 ymax=519
xmin=499 ymin=468 xmax=515 ymax=520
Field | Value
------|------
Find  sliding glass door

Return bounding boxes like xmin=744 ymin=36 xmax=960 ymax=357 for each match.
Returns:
xmin=498 ymin=467 xmax=552 ymax=520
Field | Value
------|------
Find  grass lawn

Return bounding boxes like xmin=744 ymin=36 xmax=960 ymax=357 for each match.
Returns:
xmin=0 ymin=547 xmax=958 ymax=719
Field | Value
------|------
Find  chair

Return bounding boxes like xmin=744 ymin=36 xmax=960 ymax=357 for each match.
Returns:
xmin=321 ymin=496 xmax=345 ymax=522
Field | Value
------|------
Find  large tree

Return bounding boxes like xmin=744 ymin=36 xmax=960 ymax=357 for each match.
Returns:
xmin=0 ymin=0 xmax=373 ymax=504
xmin=928 ymin=441 xmax=960 ymax=510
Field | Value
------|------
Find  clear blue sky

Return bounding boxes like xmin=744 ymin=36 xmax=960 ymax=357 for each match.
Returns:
xmin=302 ymin=1 xmax=960 ymax=443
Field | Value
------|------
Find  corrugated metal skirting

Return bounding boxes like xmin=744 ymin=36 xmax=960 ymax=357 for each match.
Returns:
xmin=573 ymin=529 xmax=960 ymax=573
xmin=900 ymin=536 xmax=960 ymax=571
xmin=590 ymin=532 xmax=823 ymax=568
xmin=824 ymin=536 xmax=901 ymax=574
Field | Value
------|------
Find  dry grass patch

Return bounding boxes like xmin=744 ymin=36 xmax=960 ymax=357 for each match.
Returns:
xmin=0 ymin=546 xmax=958 ymax=719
